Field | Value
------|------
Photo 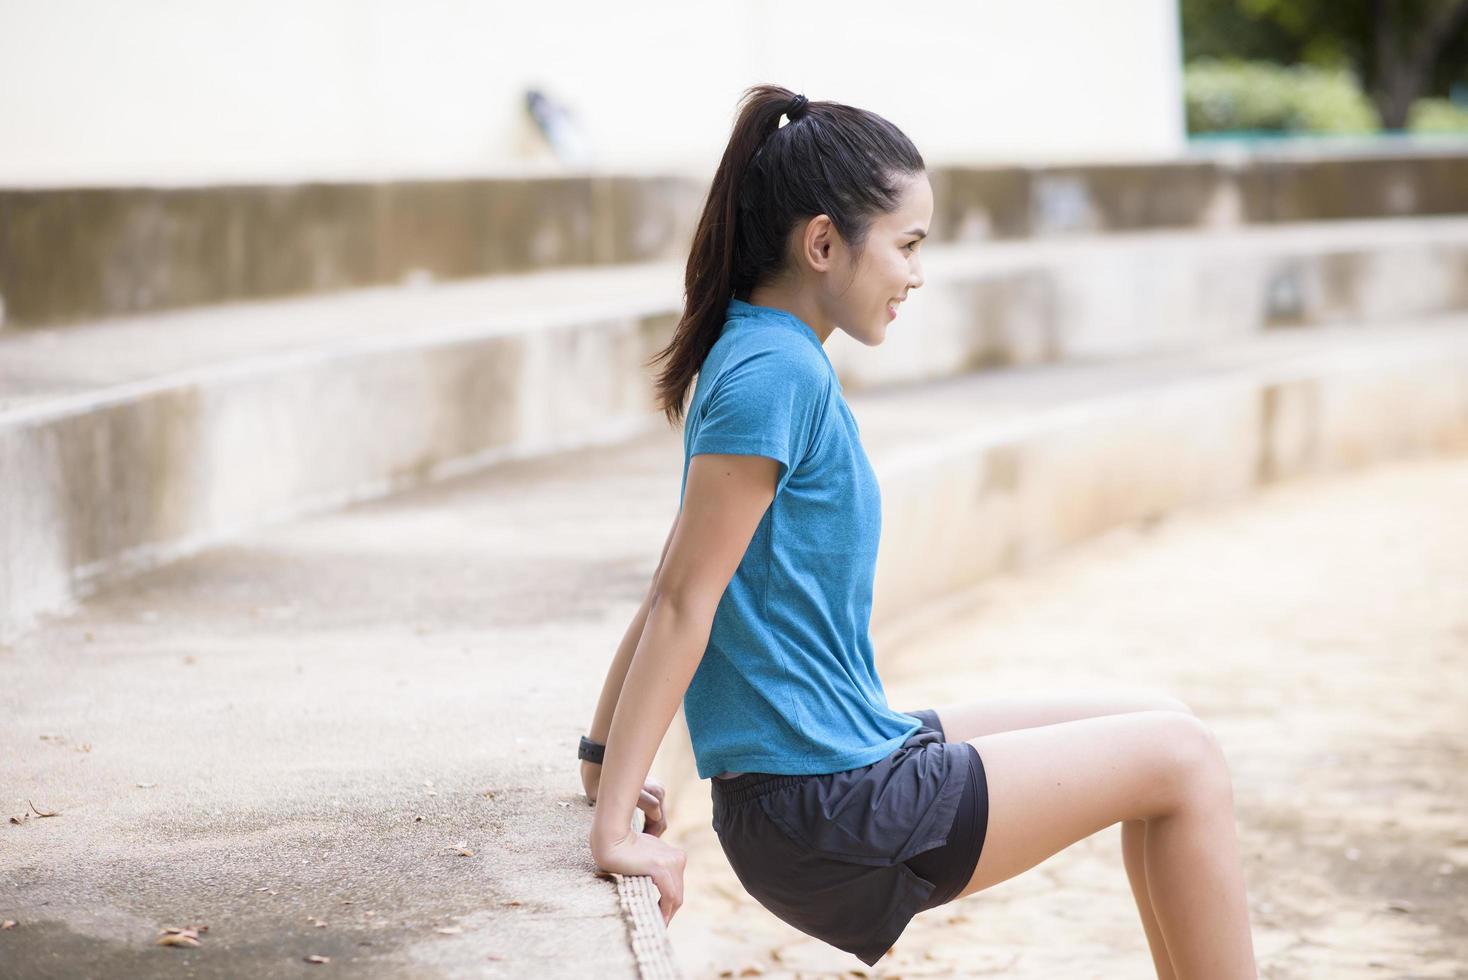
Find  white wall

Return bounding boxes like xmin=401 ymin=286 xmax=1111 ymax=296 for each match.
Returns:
xmin=0 ymin=0 xmax=1184 ymax=188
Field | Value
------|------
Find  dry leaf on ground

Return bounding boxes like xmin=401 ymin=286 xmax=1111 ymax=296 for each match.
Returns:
xmin=158 ymin=925 xmax=208 ymax=938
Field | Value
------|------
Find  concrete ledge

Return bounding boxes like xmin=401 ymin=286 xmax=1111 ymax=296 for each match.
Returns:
xmin=7 ymin=217 xmax=1468 ymax=643
xmin=844 ymin=215 xmax=1468 ymax=388
xmin=0 ymin=176 xmax=705 ymax=330
xmin=0 ymin=263 xmax=684 ymax=643
xmin=7 ymin=150 xmax=1468 ymax=329
xmin=0 ymin=432 xmax=682 ymax=977
xmin=867 ymin=322 xmax=1468 ymax=617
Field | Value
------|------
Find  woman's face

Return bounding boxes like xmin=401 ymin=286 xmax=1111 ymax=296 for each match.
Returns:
xmin=824 ymin=171 xmax=932 ymax=347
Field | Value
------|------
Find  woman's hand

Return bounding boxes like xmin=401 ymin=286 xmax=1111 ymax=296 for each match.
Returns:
xmin=591 ymin=828 xmax=687 ymax=925
xmin=581 ymin=764 xmax=668 ymax=839
xmin=635 ymin=775 xmax=668 ymax=837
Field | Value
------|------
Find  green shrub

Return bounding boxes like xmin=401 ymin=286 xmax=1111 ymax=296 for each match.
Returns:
xmin=1407 ymin=98 xmax=1468 ymax=133
xmin=1185 ymin=58 xmax=1379 ymax=134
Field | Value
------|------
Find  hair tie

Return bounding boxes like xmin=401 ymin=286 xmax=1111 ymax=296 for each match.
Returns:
xmin=786 ymin=94 xmax=809 ymax=120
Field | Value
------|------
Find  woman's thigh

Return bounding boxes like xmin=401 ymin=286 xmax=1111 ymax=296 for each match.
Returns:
xmin=931 ymin=685 xmax=1193 ymax=744
xmin=957 ymin=709 xmax=1230 ymax=898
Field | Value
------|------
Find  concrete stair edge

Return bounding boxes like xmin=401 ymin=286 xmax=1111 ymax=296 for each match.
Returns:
xmin=7 ymin=217 xmax=1468 ymax=642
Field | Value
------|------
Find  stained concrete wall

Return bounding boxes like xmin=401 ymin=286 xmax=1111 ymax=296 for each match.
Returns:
xmin=8 ymin=153 xmax=1468 ymax=331
xmin=0 ymin=0 xmax=1183 ymax=189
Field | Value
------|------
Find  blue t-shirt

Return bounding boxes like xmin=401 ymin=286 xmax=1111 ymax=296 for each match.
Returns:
xmin=678 ymin=297 xmax=921 ymax=779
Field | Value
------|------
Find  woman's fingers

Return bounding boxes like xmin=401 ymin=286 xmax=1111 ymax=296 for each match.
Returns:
xmin=591 ymin=831 xmax=685 ymax=925
xmin=638 ymin=784 xmax=667 ymax=836
xmin=654 ymin=852 xmax=685 ymax=924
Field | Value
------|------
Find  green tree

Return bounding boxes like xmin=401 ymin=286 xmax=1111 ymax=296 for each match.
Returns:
xmin=1180 ymin=0 xmax=1468 ymax=128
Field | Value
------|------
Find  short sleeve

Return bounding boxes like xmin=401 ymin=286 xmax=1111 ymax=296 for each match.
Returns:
xmin=690 ymin=347 xmax=828 ymax=492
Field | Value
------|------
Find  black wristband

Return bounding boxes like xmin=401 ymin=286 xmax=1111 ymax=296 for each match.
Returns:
xmin=578 ymin=735 xmax=605 ymax=764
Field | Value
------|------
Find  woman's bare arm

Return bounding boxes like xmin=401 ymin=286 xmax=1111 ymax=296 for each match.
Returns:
xmin=586 ymin=511 xmax=680 ymax=745
xmin=588 ymin=452 xmax=779 ymax=922
xmin=580 ymin=513 xmax=679 ymax=804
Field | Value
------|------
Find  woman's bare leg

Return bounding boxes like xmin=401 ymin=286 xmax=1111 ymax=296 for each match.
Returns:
xmin=1125 ymin=818 xmax=1178 ymax=980
xmin=926 ymin=686 xmax=1192 ymax=977
xmin=927 ymin=685 xmax=1193 ymax=741
xmin=954 ymin=710 xmax=1257 ymax=979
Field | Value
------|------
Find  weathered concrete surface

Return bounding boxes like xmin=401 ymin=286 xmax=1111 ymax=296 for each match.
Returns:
xmin=0 ymin=176 xmax=705 ymax=331
xmin=0 ymin=433 xmax=682 ymax=978
xmin=8 ymin=150 xmax=1468 ymax=330
xmin=0 ymin=263 xmax=683 ymax=646
xmin=9 ymin=219 xmax=1468 ymax=645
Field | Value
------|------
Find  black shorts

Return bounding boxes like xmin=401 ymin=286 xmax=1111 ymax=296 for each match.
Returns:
xmin=710 ymin=708 xmax=989 ymax=966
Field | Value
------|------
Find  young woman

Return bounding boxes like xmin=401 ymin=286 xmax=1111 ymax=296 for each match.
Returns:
xmin=579 ymin=84 xmax=1259 ymax=978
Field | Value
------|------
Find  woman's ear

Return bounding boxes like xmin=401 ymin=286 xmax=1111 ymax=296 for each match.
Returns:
xmin=802 ymin=215 xmax=835 ymax=269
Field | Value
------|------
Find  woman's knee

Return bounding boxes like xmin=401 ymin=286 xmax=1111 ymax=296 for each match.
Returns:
xmin=1161 ymin=713 xmax=1234 ymax=810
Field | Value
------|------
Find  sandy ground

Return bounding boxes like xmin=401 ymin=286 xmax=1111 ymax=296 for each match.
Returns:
xmin=665 ymin=454 xmax=1468 ymax=979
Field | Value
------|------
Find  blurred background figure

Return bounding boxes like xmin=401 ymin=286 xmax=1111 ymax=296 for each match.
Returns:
xmin=524 ymin=86 xmax=593 ymax=166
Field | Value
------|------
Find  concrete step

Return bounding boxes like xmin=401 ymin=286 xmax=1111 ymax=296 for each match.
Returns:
xmin=6 ymin=213 xmax=1468 ymax=412
xmin=0 ymin=433 xmax=679 ymax=977
xmin=8 ymin=148 xmax=1468 ymax=331
xmin=6 ymin=215 xmax=1468 ymax=643
xmin=4 ymin=315 xmax=1466 ymax=976
xmin=0 ymin=263 xmax=683 ymax=644
xmin=869 ymin=213 xmax=1468 ymax=387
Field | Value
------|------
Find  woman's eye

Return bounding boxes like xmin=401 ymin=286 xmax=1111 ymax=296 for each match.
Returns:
xmin=905 ymin=241 xmax=918 ymax=252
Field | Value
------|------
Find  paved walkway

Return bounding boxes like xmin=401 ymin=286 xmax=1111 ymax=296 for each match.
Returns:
xmin=669 ymin=454 xmax=1468 ymax=979
xmin=0 ymin=432 xmax=681 ymax=978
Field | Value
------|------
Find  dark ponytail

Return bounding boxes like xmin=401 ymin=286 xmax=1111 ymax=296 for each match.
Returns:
xmin=648 ymin=83 xmax=926 ymax=426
